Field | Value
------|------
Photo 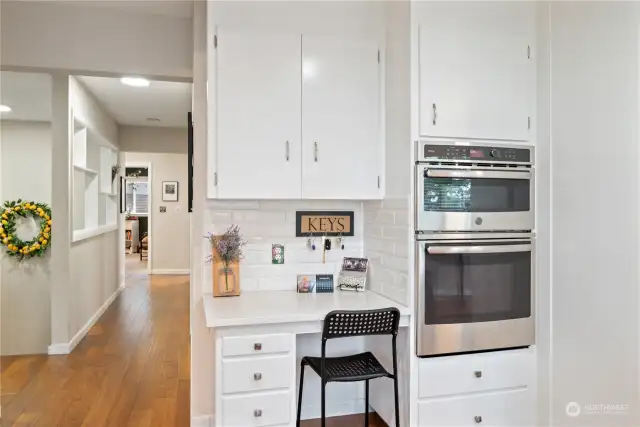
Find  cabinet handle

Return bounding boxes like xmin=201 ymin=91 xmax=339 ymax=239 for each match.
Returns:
xmin=285 ymin=141 xmax=290 ymax=161
xmin=474 ymin=416 xmax=483 ymax=423
xmin=474 ymin=370 xmax=482 ymax=378
xmin=314 ymin=141 xmax=318 ymax=162
xmin=254 ymin=409 xmax=263 ymax=417
xmin=432 ymin=103 xmax=437 ymax=126
xmin=254 ymin=373 xmax=262 ymax=381
xmin=254 ymin=343 xmax=262 ymax=351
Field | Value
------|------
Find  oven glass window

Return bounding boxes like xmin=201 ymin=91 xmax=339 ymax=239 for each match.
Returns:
xmin=423 ymin=177 xmax=530 ymax=212
xmin=424 ymin=244 xmax=531 ymax=325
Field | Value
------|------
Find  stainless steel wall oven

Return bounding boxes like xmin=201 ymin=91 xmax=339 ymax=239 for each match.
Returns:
xmin=415 ymin=142 xmax=535 ymax=357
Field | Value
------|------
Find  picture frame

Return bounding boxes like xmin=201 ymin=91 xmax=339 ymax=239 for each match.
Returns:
xmin=162 ymin=181 xmax=179 ymax=202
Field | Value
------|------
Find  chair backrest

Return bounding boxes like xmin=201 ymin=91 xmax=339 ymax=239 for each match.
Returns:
xmin=322 ymin=307 xmax=400 ymax=340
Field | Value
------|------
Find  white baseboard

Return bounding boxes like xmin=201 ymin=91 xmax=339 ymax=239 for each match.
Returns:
xmin=191 ymin=415 xmax=213 ymax=427
xmin=151 ymin=269 xmax=190 ymax=275
xmin=48 ymin=283 xmax=125 ymax=355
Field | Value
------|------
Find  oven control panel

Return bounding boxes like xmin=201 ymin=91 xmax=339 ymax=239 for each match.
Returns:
xmin=421 ymin=144 xmax=531 ymax=163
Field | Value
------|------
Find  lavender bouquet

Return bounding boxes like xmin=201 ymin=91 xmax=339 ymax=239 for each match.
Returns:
xmin=206 ymin=225 xmax=247 ymax=292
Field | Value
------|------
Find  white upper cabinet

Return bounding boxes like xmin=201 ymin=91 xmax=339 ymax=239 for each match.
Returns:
xmin=418 ymin=2 xmax=535 ymax=142
xmin=215 ymin=28 xmax=302 ymax=199
xmin=301 ymin=35 xmax=381 ymax=199
xmin=211 ymin=28 xmax=382 ymax=200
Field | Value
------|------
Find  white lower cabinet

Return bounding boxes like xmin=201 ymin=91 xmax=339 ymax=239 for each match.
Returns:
xmin=417 ymin=349 xmax=536 ymax=427
xmin=418 ymin=348 xmax=533 ymax=398
xmin=222 ymin=355 xmax=292 ymax=394
xmin=217 ymin=333 xmax=295 ymax=427
xmin=221 ymin=391 xmax=291 ymax=427
xmin=418 ymin=389 xmax=533 ymax=427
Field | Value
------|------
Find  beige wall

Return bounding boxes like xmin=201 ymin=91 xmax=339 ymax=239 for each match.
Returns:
xmin=0 ymin=120 xmax=52 ymax=355
xmin=119 ymin=125 xmax=187 ymax=154
xmin=122 ymin=126 xmax=189 ymax=272
xmin=66 ymin=76 xmax=120 ymax=342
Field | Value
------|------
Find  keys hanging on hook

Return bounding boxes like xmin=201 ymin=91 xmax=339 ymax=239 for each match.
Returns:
xmin=307 ymin=233 xmax=316 ymax=251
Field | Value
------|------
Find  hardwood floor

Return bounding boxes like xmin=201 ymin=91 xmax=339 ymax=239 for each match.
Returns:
xmin=1 ymin=256 xmax=387 ymax=427
xmin=1 ymin=257 xmax=190 ymax=427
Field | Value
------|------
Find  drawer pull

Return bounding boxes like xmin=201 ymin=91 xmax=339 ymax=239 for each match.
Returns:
xmin=474 ymin=416 xmax=483 ymax=423
xmin=474 ymin=370 xmax=482 ymax=378
xmin=254 ymin=409 xmax=263 ymax=418
xmin=254 ymin=343 xmax=262 ymax=351
xmin=254 ymin=373 xmax=262 ymax=381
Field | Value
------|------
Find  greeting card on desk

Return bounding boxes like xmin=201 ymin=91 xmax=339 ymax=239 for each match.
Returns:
xmin=297 ymin=275 xmax=316 ymax=293
xmin=338 ymin=257 xmax=368 ymax=292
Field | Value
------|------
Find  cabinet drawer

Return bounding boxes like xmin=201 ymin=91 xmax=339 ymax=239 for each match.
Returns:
xmin=222 ymin=355 xmax=291 ymax=394
xmin=419 ymin=349 xmax=533 ymax=398
xmin=418 ymin=388 xmax=533 ymax=426
xmin=222 ymin=334 xmax=292 ymax=357
xmin=221 ymin=391 xmax=291 ymax=427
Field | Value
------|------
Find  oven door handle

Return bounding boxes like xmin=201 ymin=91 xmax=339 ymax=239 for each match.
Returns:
xmin=427 ymin=244 xmax=532 ymax=255
xmin=426 ymin=169 xmax=531 ymax=180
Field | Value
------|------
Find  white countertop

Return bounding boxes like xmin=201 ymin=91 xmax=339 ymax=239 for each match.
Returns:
xmin=203 ymin=290 xmax=411 ymax=328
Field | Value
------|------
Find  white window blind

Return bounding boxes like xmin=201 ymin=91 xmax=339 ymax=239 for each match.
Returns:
xmin=126 ymin=181 xmax=149 ymax=214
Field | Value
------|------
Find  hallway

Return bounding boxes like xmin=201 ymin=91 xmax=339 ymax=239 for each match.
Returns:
xmin=1 ymin=270 xmax=190 ymax=427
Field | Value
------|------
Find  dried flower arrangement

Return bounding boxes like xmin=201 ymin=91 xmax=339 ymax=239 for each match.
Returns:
xmin=206 ymin=225 xmax=247 ymax=295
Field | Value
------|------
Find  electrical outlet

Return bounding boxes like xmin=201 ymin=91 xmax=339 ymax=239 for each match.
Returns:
xmin=159 ymin=206 xmax=167 ymax=213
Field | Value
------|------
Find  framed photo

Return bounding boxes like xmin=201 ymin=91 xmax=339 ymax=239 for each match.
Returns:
xmin=297 ymin=275 xmax=316 ymax=293
xmin=162 ymin=181 xmax=179 ymax=202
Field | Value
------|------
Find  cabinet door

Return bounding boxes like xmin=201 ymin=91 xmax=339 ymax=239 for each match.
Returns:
xmin=301 ymin=35 xmax=381 ymax=199
xmin=418 ymin=2 xmax=534 ymax=141
xmin=418 ymin=389 xmax=534 ymax=426
xmin=216 ymin=28 xmax=302 ymax=199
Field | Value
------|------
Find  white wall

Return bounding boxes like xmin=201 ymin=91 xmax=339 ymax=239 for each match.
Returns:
xmin=122 ymin=126 xmax=190 ymax=273
xmin=0 ymin=120 xmax=52 ymax=355
xmin=65 ymin=76 xmax=120 ymax=345
xmin=535 ymin=3 xmax=552 ymax=425
xmin=1 ymin=1 xmax=192 ymax=79
xmin=550 ymin=3 xmax=640 ymax=425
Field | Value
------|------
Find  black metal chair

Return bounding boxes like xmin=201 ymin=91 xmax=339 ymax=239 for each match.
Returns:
xmin=296 ymin=307 xmax=401 ymax=427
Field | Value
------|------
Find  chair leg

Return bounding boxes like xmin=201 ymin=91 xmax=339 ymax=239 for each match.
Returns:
xmin=393 ymin=375 xmax=400 ymax=427
xmin=296 ymin=364 xmax=305 ymax=427
xmin=321 ymin=380 xmax=326 ymax=427
xmin=365 ymin=379 xmax=370 ymax=427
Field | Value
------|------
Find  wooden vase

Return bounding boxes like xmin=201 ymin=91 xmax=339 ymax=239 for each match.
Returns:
xmin=212 ymin=256 xmax=240 ymax=297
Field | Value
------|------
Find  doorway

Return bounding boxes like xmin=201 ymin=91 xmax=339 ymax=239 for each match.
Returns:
xmin=124 ymin=165 xmax=151 ymax=277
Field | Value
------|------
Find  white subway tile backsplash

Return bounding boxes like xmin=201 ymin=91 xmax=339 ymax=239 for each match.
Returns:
xmin=394 ymin=241 xmax=410 ymax=258
xmin=394 ymin=210 xmax=410 ymax=227
xmin=207 ymin=200 xmax=260 ymax=210
xmin=204 ymin=200 xmax=363 ymax=292
xmin=232 ymin=210 xmax=286 ymax=223
xmin=382 ymin=197 xmax=410 ymax=210
xmin=363 ymin=196 xmax=411 ymax=305
xmin=384 ymin=254 xmax=409 ymax=273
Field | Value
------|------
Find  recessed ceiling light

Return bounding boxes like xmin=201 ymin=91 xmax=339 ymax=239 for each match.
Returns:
xmin=0 ymin=105 xmax=12 ymax=113
xmin=121 ymin=77 xmax=150 ymax=87
xmin=146 ymin=117 xmax=161 ymax=123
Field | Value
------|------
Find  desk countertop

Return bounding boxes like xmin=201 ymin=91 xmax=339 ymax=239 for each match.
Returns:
xmin=203 ymin=290 xmax=411 ymax=328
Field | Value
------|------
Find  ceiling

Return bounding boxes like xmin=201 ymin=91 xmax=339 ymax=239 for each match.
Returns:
xmin=0 ymin=71 xmax=52 ymax=122
xmin=76 ymin=76 xmax=192 ymax=128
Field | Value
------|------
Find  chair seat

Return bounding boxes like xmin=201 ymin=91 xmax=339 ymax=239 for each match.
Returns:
xmin=302 ymin=352 xmax=392 ymax=382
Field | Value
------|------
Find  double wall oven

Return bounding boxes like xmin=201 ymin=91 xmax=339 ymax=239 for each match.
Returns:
xmin=415 ymin=141 xmax=535 ymax=357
